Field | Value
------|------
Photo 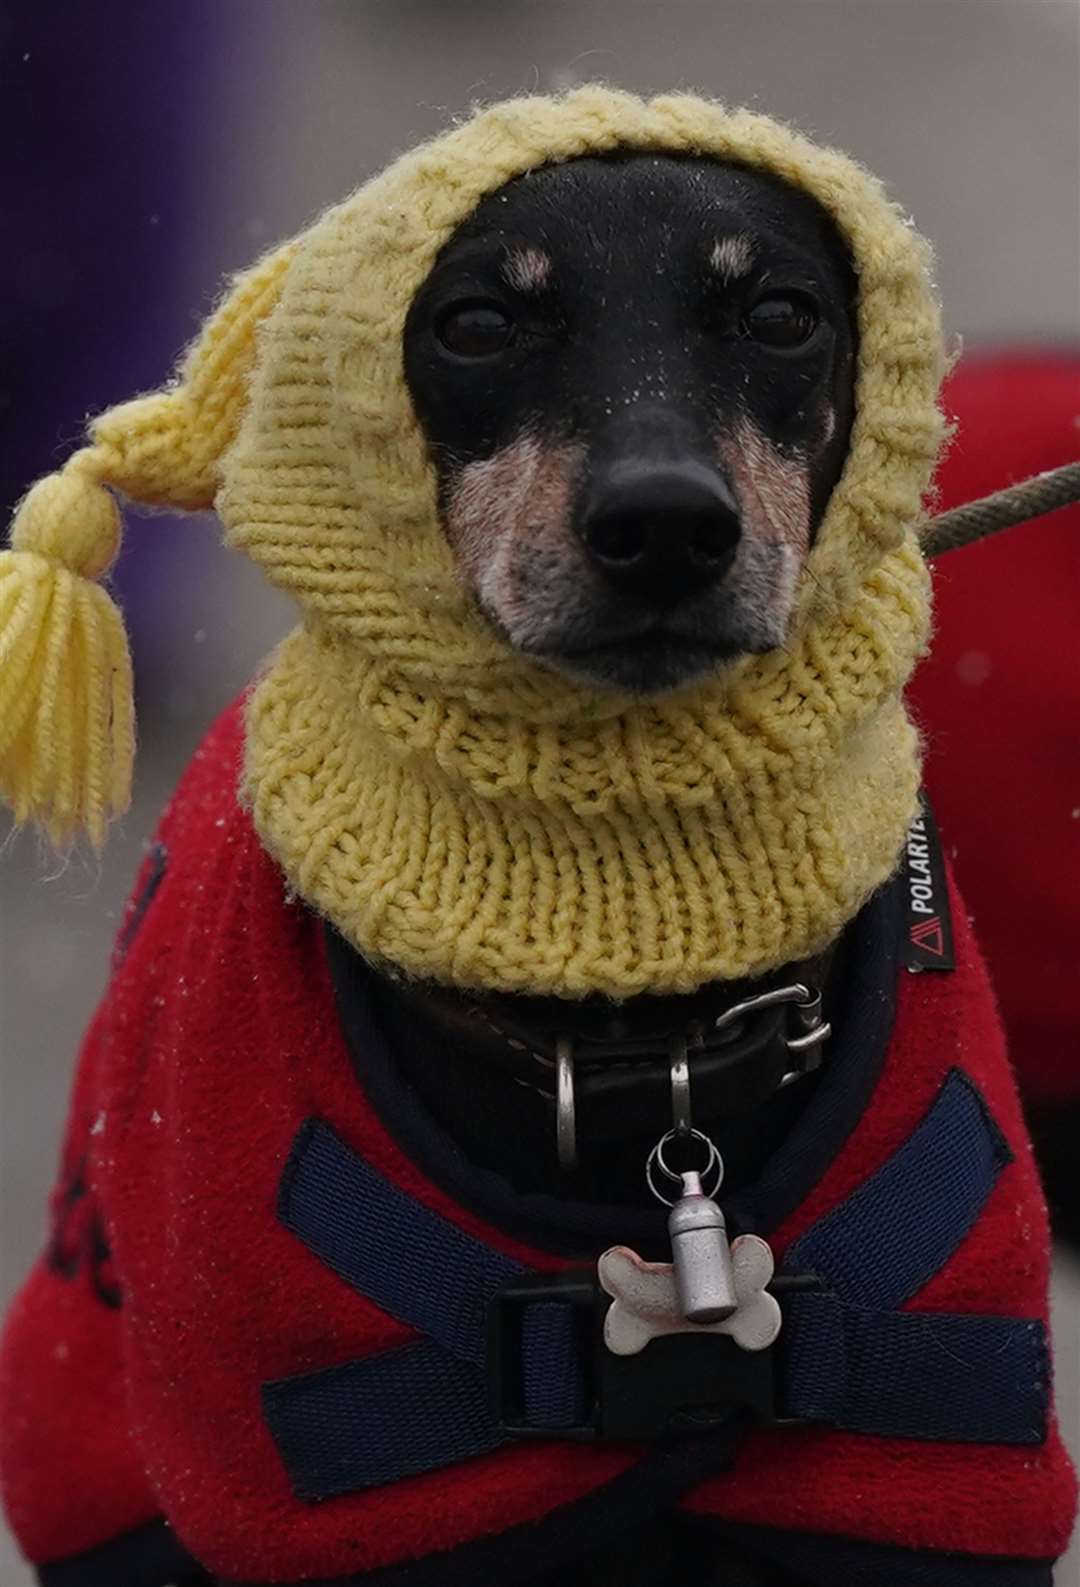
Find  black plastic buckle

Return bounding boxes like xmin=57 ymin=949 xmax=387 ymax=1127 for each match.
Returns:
xmin=488 ymin=1269 xmax=819 ymax=1442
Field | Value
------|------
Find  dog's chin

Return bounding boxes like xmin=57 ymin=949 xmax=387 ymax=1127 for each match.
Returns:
xmin=479 ymin=580 xmax=796 ymax=697
xmin=525 ymin=630 xmax=765 ymax=695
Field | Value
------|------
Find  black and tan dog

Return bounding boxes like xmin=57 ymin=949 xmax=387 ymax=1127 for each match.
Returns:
xmin=1 ymin=95 xmax=1071 ymax=1587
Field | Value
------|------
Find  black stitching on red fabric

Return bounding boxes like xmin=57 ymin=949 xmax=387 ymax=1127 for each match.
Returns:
xmin=113 ymin=841 xmax=168 ymax=966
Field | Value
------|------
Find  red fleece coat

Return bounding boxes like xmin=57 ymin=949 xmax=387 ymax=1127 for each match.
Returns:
xmin=0 ymin=702 xmax=1075 ymax=1581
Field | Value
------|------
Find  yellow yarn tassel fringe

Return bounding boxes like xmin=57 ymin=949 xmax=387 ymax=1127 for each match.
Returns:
xmin=0 ymin=242 xmax=295 ymax=847
xmin=0 ymin=462 xmax=134 ymax=848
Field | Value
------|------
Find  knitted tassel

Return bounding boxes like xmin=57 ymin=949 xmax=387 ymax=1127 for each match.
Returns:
xmin=0 ymin=464 xmax=133 ymax=848
xmin=0 ymin=246 xmax=295 ymax=850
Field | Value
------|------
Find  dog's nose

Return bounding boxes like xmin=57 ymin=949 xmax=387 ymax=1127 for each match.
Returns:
xmin=578 ymin=459 xmax=741 ymax=604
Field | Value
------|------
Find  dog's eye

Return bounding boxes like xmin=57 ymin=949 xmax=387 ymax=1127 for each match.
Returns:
xmin=434 ymin=300 xmax=515 ymax=359
xmin=741 ymin=293 xmax=819 ymax=349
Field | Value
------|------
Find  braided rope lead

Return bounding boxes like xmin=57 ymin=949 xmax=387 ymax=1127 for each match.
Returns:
xmin=923 ymin=459 xmax=1080 ymax=556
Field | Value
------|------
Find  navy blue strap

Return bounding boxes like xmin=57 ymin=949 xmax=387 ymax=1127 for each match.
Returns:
xmin=781 ymin=1068 xmax=1046 ymax=1444
xmin=278 ymin=1120 xmax=519 ymax=1367
xmin=784 ymin=1291 xmax=1047 ymax=1444
xmin=785 ymin=1069 xmax=1012 ymax=1309
xmin=266 ymin=1069 xmax=1045 ymax=1503
xmin=263 ymin=1341 xmax=502 ymax=1498
xmin=522 ymin=1300 xmax=583 ymax=1428
xmin=269 ymin=1120 xmax=583 ymax=1498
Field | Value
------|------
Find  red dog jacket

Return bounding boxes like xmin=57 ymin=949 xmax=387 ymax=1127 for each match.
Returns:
xmin=1 ymin=702 xmax=1075 ymax=1585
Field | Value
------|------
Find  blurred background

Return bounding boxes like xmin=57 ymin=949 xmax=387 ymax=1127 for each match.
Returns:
xmin=1 ymin=1 xmax=1078 ymax=1581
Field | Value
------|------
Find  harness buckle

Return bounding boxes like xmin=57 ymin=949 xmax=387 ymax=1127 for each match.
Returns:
xmin=488 ymin=1269 xmax=818 ymax=1442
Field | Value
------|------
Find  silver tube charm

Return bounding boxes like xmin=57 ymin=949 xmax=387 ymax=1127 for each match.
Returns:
xmin=668 ymin=1170 xmax=739 ymax=1324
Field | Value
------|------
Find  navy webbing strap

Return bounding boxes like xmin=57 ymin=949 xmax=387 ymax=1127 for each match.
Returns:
xmin=780 ymin=1068 xmax=1046 ymax=1445
xmin=784 ymin=1068 xmax=1012 ymax=1310
xmin=276 ymin=1120 xmax=520 ymax=1369
xmin=264 ymin=1068 xmax=1048 ymax=1502
xmin=784 ymin=1293 xmax=1047 ymax=1444
xmin=263 ymin=1342 xmax=502 ymax=1498
xmin=264 ymin=1121 xmax=584 ymax=1497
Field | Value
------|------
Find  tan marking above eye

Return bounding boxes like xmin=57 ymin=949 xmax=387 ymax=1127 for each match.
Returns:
xmin=502 ymin=246 xmax=553 ymax=294
xmin=709 ymin=235 xmax=755 ymax=283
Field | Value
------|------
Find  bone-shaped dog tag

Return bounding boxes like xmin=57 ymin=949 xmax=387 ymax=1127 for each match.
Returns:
xmin=598 ymin=1236 xmax=781 ymax=1357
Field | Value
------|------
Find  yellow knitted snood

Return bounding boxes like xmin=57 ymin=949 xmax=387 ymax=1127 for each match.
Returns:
xmin=0 ymin=88 xmax=947 ymax=998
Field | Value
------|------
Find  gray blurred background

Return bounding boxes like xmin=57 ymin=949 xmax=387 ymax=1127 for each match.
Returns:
xmin=1 ymin=1 xmax=1078 ymax=1581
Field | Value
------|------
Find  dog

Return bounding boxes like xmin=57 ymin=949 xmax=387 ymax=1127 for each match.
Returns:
xmin=0 ymin=92 xmax=1072 ymax=1587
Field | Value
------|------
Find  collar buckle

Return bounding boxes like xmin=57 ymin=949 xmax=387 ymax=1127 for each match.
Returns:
xmin=713 ymin=981 xmax=831 ymax=1083
xmin=555 ymin=983 xmax=831 ymax=1171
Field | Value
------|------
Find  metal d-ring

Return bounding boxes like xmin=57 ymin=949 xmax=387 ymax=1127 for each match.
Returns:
xmin=646 ymin=1127 xmax=723 ymax=1207
xmin=669 ymin=1034 xmax=692 ymax=1137
xmin=555 ymin=1035 xmax=577 ymax=1172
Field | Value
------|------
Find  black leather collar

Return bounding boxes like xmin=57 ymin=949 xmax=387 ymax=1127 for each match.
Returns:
xmin=324 ymin=875 xmax=901 ymax=1251
xmin=371 ymin=952 xmax=835 ymax=1148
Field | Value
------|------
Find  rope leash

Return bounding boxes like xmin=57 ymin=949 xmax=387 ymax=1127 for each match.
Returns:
xmin=924 ymin=459 xmax=1080 ymax=556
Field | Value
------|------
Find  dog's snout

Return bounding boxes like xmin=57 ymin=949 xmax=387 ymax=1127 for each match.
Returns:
xmin=578 ymin=459 xmax=741 ymax=603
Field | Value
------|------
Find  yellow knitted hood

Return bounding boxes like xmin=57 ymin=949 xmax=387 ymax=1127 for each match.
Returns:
xmin=0 ymin=87 xmax=946 ymax=997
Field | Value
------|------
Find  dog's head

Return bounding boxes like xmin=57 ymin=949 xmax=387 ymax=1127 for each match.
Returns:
xmin=403 ymin=154 xmax=857 ymax=694
xmin=6 ymin=87 xmax=946 ymax=891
